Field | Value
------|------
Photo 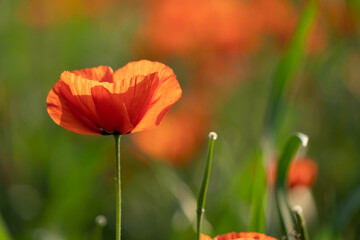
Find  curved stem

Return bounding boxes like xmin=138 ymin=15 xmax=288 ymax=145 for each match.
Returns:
xmin=114 ymin=134 xmax=121 ymax=240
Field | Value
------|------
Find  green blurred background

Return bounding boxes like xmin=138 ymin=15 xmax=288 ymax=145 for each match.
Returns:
xmin=0 ymin=0 xmax=360 ymax=239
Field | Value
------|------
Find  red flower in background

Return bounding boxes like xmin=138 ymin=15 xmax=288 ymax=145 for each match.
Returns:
xmin=201 ymin=232 xmax=277 ymax=240
xmin=140 ymin=0 xmax=262 ymax=57
xmin=47 ymin=60 xmax=182 ymax=135
xmin=268 ymin=158 xmax=318 ymax=188
xmin=139 ymin=0 xmax=326 ymax=58
xmin=287 ymin=158 xmax=318 ymax=188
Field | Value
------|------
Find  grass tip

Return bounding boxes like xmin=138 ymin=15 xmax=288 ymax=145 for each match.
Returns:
xmin=295 ymin=132 xmax=308 ymax=147
xmin=293 ymin=205 xmax=303 ymax=214
xmin=208 ymin=131 xmax=218 ymax=140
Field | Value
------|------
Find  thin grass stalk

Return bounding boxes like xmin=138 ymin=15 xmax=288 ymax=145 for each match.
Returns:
xmin=196 ymin=132 xmax=217 ymax=240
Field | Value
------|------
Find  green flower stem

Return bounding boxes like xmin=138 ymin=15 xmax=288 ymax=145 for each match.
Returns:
xmin=293 ymin=206 xmax=309 ymax=240
xmin=196 ymin=132 xmax=217 ymax=240
xmin=114 ymin=134 xmax=122 ymax=240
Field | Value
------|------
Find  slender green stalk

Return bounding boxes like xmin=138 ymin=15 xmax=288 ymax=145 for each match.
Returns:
xmin=293 ymin=206 xmax=309 ymax=240
xmin=275 ymin=133 xmax=308 ymax=239
xmin=196 ymin=132 xmax=217 ymax=240
xmin=93 ymin=215 xmax=108 ymax=240
xmin=249 ymin=147 xmax=266 ymax=233
xmin=114 ymin=134 xmax=121 ymax=240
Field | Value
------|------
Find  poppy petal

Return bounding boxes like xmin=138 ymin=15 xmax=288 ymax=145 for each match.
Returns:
xmin=91 ymin=85 xmax=134 ymax=134
xmin=72 ymin=65 xmax=114 ymax=83
xmin=214 ymin=232 xmax=277 ymax=240
xmin=118 ymin=72 xmax=160 ymax=127
xmin=47 ymin=80 xmax=101 ymax=135
xmin=113 ymin=60 xmax=175 ymax=83
xmin=131 ymin=72 xmax=182 ymax=133
xmin=201 ymin=234 xmax=214 ymax=240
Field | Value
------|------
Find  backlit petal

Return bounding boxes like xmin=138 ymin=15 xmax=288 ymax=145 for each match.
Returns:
xmin=119 ymin=72 xmax=160 ymax=127
xmin=72 ymin=65 xmax=114 ymax=83
xmin=47 ymin=80 xmax=101 ymax=135
xmin=113 ymin=60 xmax=175 ymax=83
xmin=91 ymin=85 xmax=133 ymax=134
xmin=131 ymin=72 xmax=182 ymax=133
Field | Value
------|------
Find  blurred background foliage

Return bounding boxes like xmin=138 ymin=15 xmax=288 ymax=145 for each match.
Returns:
xmin=0 ymin=0 xmax=359 ymax=239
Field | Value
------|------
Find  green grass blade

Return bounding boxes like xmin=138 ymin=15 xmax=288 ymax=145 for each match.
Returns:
xmin=251 ymin=2 xmax=317 ymax=233
xmin=197 ymin=132 xmax=217 ymax=240
xmin=248 ymin=147 xmax=266 ymax=233
xmin=263 ymin=0 xmax=317 ymax=137
xmin=293 ymin=206 xmax=309 ymax=240
xmin=275 ymin=133 xmax=308 ymax=239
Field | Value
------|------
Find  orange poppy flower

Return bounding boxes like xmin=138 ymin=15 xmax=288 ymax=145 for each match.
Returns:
xmin=201 ymin=232 xmax=277 ymax=240
xmin=47 ymin=60 xmax=182 ymax=135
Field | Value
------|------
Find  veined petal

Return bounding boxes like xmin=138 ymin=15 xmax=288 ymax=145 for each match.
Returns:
xmin=91 ymin=86 xmax=133 ymax=134
xmin=72 ymin=65 xmax=114 ymax=83
xmin=47 ymin=80 xmax=101 ymax=135
xmin=113 ymin=60 xmax=176 ymax=83
xmin=131 ymin=72 xmax=182 ymax=133
xmin=119 ymin=72 xmax=160 ymax=127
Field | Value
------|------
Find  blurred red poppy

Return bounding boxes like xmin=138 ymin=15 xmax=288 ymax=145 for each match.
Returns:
xmin=140 ymin=0 xmax=262 ymax=57
xmin=268 ymin=158 xmax=318 ymax=188
xmin=201 ymin=232 xmax=277 ymax=240
xmin=47 ymin=60 xmax=182 ymax=135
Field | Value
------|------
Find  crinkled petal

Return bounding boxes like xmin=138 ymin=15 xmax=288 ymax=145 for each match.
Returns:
xmin=113 ymin=60 xmax=175 ymax=83
xmin=47 ymin=80 xmax=101 ymax=135
xmin=72 ymin=65 xmax=114 ymax=83
xmin=119 ymin=72 xmax=160 ymax=127
xmin=131 ymin=72 xmax=182 ymax=133
xmin=91 ymin=85 xmax=133 ymax=134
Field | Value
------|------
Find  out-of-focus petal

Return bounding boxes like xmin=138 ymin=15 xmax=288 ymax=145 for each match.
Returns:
xmin=214 ymin=232 xmax=277 ymax=240
xmin=201 ymin=234 xmax=213 ymax=240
